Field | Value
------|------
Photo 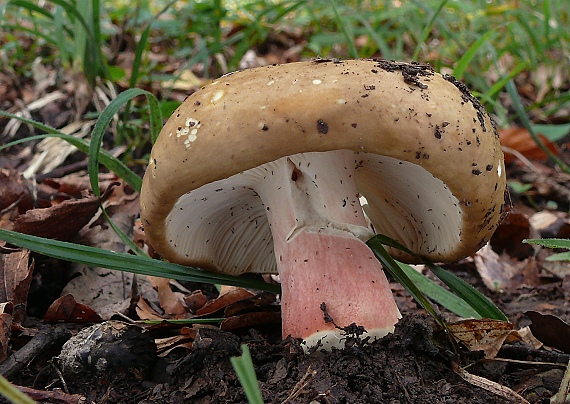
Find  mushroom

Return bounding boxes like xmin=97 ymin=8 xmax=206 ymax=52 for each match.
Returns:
xmin=140 ymin=59 xmax=506 ymax=350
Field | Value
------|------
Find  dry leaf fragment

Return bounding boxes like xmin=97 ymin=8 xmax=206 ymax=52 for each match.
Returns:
xmin=0 ymin=168 xmax=32 ymax=213
xmin=136 ymin=297 xmax=165 ymax=321
xmin=0 ymin=302 xmax=13 ymax=362
xmin=452 ymin=361 xmax=530 ymax=403
xmin=149 ymin=276 xmax=188 ymax=316
xmin=196 ymin=287 xmax=255 ymax=316
xmin=44 ymin=294 xmax=102 ymax=323
xmin=0 ymin=249 xmax=33 ymax=325
xmin=525 ymin=311 xmax=570 ymax=353
xmin=13 ymin=194 xmax=102 ymax=241
xmin=473 ymin=244 xmax=521 ymax=292
xmin=184 ymin=290 xmax=209 ymax=313
xmin=447 ymin=319 xmax=514 ymax=359
xmin=499 ymin=127 xmax=559 ymax=164
xmin=155 ymin=326 xmax=197 ymax=357
xmin=220 ymin=311 xmax=281 ymax=332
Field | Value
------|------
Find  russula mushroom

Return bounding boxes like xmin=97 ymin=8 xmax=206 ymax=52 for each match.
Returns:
xmin=140 ymin=59 xmax=506 ymax=350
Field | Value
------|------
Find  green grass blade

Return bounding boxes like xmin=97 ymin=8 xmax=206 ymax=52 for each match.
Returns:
xmin=453 ymin=30 xmax=496 ymax=80
xmin=0 ymin=374 xmax=36 ymax=404
xmin=506 ymin=80 xmax=570 ymax=174
xmin=546 ymin=252 xmax=570 ymax=262
xmin=6 ymin=0 xmax=53 ymax=19
xmin=0 ymin=111 xmax=142 ymax=192
xmin=88 ymin=88 xmax=162 ymax=195
xmin=412 ymin=0 xmax=448 ymax=61
xmin=524 ymin=238 xmax=570 ymax=249
xmin=230 ymin=344 xmax=264 ymax=404
xmin=0 ymin=228 xmax=280 ymax=294
xmin=366 ymin=237 xmax=445 ymax=329
xmin=101 ymin=208 xmax=147 ymax=257
xmin=397 ymin=262 xmax=481 ymax=319
xmin=328 ymin=0 xmax=358 ymax=58
xmin=369 ymin=234 xmax=507 ymax=321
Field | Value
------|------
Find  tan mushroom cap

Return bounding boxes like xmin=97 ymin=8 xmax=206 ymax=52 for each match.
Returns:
xmin=140 ymin=59 xmax=506 ymax=271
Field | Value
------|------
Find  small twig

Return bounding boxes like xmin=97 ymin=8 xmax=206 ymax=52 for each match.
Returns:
xmin=452 ymin=361 xmax=529 ymax=403
xmin=551 ymin=359 xmax=570 ymax=404
xmin=501 ymin=145 xmax=542 ymax=173
xmin=0 ymin=324 xmax=71 ymax=378
xmin=16 ymin=385 xmax=85 ymax=404
xmin=281 ymin=366 xmax=317 ymax=404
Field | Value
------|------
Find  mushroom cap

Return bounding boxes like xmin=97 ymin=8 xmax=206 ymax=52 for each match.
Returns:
xmin=140 ymin=59 xmax=506 ymax=272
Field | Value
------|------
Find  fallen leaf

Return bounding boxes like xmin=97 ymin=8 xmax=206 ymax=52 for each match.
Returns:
xmin=0 ymin=249 xmax=33 ymax=325
xmin=184 ymin=290 xmax=209 ymax=313
xmin=525 ymin=311 xmax=570 ymax=353
xmin=220 ymin=311 xmax=281 ymax=332
xmin=500 ymin=126 xmax=559 ymax=164
xmin=44 ymin=294 xmax=101 ymax=323
xmin=473 ymin=244 xmax=521 ymax=292
xmin=62 ymin=213 xmax=158 ymax=320
xmin=196 ymin=287 xmax=255 ymax=316
xmin=136 ymin=297 xmax=164 ymax=321
xmin=149 ymin=276 xmax=188 ymax=316
xmin=13 ymin=194 xmax=102 ymax=241
xmin=155 ymin=326 xmax=197 ymax=357
xmin=0 ymin=302 xmax=13 ymax=362
xmin=490 ymin=212 xmax=536 ymax=260
xmin=447 ymin=319 xmax=514 ymax=359
xmin=0 ymin=168 xmax=32 ymax=213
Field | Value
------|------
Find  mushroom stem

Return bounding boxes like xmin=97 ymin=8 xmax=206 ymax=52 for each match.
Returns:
xmin=278 ymin=230 xmax=401 ymax=350
xmin=256 ymin=150 xmax=401 ymax=350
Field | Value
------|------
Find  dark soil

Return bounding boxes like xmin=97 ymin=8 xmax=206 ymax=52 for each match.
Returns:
xmin=5 ymin=310 xmax=569 ymax=403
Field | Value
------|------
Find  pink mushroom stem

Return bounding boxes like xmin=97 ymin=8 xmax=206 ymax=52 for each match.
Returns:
xmin=256 ymin=150 xmax=401 ymax=350
xmin=277 ymin=230 xmax=401 ymax=349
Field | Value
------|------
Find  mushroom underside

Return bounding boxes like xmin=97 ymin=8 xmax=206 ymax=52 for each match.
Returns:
xmin=165 ymin=149 xmax=462 ymax=274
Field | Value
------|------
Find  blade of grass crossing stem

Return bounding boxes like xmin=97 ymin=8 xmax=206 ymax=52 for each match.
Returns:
xmin=366 ymin=237 xmax=446 ymax=329
xmin=370 ymin=234 xmax=507 ymax=321
xmin=231 ymin=345 xmax=264 ymax=404
xmin=0 ymin=228 xmax=280 ymax=293
xmin=397 ymin=262 xmax=481 ymax=319
xmin=89 ymin=88 xmax=162 ymax=196
xmin=506 ymin=80 xmax=570 ymax=174
xmin=0 ymin=111 xmax=142 ymax=191
xmin=101 ymin=208 xmax=147 ymax=257
xmin=0 ymin=374 xmax=36 ymax=404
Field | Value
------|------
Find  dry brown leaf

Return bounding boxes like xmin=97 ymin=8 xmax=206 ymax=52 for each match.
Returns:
xmin=0 ymin=249 xmax=33 ymax=325
xmin=149 ymin=276 xmax=188 ymax=316
xmin=183 ymin=290 xmax=208 ymax=313
xmin=220 ymin=311 xmax=281 ymax=332
xmin=525 ymin=311 xmax=570 ymax=353
xmin=510 ymin=326 xmax=544 ymax=350
xmin=499 ymin=126 xmax=559 ymax=163
xmin=490 ymin=212 xmax=536 ymax=260
xmin=0 ymin=302 xmax=13 ymax=362
xmin=196 ymin=287 xmax=255 ymax=316
xmin=447 ymin=319 xmax=514 ymax=359
xmin=473 ymin=245 xmax=521 ymax=292
xmin=155 ymin=326 xmax=197 ymax=357
xmin=63 ymin=213 xmax=158 ymax=320
xmin=135 ymin=297 xmax=164 ymax=321
xmin=0 ymin=168 xmax=32 ymax=213
xmin=43 ymin=294 xmax=101 ymax=323
xmin=13 ymin=194 xmax=102 ymax=241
